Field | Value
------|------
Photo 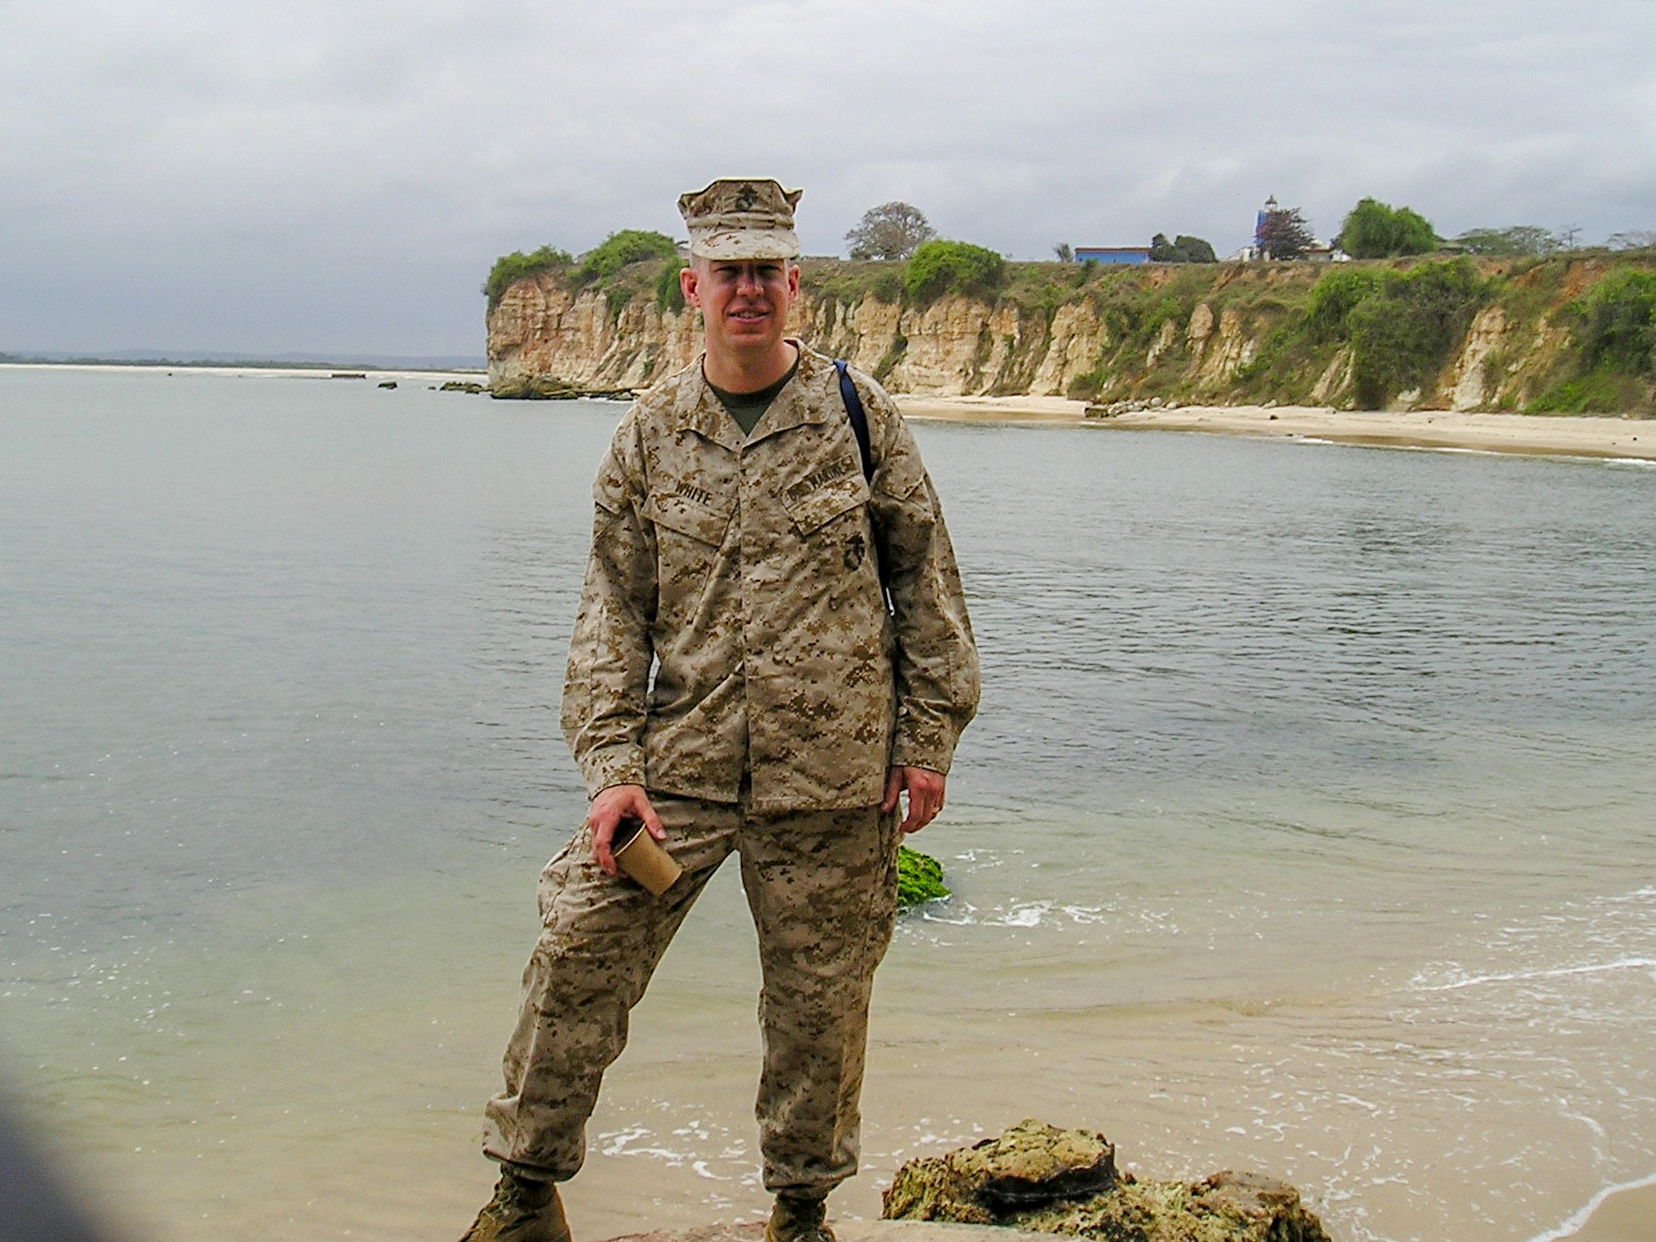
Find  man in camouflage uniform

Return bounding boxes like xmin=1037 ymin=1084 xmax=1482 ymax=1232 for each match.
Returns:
xmin=461 ymin=179 xmax=979 ymax=1242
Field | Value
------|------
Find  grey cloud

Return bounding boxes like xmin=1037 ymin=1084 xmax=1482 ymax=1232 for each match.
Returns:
xmin=3 ymin=0 xmax=1652 ymax=355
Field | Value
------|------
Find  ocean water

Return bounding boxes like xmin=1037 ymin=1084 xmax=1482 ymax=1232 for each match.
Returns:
xmin=2 ymin=365 xmax=1654 ymax=1242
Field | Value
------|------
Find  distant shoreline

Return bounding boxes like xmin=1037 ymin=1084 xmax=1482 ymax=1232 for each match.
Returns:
xmin=895 ymin=395 xmax=1656 ymax=463
xmin=0 ymin=356 xmax=485 ymax=374
xmin=0 ymin=360 xmax=486 ymax=382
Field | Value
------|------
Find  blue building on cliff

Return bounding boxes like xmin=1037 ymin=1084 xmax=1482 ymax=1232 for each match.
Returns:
xmin=1073 ymin=245 xmax=1151 ymax=265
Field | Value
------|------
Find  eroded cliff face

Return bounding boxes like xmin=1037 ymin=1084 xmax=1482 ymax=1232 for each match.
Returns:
xmin=487 ymin=274 xmax=703 ymax=392
xmin=485 ymin=256 xmax=1654 ymax=412
xmin=488 ymin=278 xmax=1147 ymax=400
xmin=486 ymin=275 xmax=1074 ymax=397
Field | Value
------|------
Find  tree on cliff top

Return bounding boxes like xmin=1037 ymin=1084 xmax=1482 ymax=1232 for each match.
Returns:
xmin=1257 ymin=204 xmax=1316 ymax=260
xmin=1451 ymin=225 xmax=1560 ymax=256
xmin=847 ymin=202 xmax=936 ymax=261
xmin=1150 ymin=233 xmax=1217 ymax=263
xmin=1338 ymin=198 xmax=1437 ymax=258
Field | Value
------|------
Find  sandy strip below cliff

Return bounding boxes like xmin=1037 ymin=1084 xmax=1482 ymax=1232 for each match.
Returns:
xmin=893 ymin=396 xmax=1656 ymax=462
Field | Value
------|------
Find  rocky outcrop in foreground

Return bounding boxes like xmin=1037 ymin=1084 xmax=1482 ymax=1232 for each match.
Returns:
xmin=882 ymin=1119 xmax=1331 ymax=1242
xmin=602 ymin=1119 xmax=1331 ymax=1242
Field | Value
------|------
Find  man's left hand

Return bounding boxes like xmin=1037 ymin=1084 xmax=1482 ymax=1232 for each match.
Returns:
xmin=881 ymin=765 xmax=946 ymax=834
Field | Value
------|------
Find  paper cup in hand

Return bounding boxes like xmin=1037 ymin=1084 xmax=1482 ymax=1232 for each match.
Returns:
xmin=611 ymin=817 xmax=681 ymax=896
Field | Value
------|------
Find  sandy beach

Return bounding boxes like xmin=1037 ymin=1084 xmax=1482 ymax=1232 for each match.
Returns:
xmin=894 ymin=395 xmax=1656 ymax=463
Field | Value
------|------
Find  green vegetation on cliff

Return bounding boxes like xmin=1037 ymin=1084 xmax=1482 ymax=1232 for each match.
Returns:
xmin=485 ymin=231 xmax=679 ymax=320
xmin=1530 ymin=269 xmax=1656 ymax=412
xmin=1322 ymin=259 xmax=1486 ymax=407
xmin=1049 ymin=254 xmax=1654 ymax=413
xmin=488 ymin=242 xmax=1656 ymax=415
xmin=573 ymin=229 xmax=678 ymax=286
xmin=904 ymin=240 xmax=1007 ymax=302
xmin=484 ymin=246 xmax=572 ymax=311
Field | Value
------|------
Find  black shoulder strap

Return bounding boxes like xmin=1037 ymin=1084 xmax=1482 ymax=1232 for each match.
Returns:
xmin=834 ymin=359 xmax=893 ymax=609
xmin=834 ymin=359 xmax=874 ymax=483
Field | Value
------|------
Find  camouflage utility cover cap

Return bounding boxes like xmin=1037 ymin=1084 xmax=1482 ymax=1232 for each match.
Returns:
xmin=678 ymin=178 xmax=802 ymax=260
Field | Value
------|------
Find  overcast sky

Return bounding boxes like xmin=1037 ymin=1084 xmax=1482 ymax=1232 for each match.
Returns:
xmin=4 ymin=0 xmax=1653 ymax=358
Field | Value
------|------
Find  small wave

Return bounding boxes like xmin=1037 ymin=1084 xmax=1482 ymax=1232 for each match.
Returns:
xmin=1412 ymin=956 xmax=1656 ymax=992
xmin=1525 ymin=1169 xmax=1656 ymax=1242
xmin=916 ymin=900 xmax=1115 ymax=929
xmin=1606 ymin=457 xmax=1656 ymax=468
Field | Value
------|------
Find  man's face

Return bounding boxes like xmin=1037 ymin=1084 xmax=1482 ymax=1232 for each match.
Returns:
xmin=682 ymin=257 xmax=800 ymax=357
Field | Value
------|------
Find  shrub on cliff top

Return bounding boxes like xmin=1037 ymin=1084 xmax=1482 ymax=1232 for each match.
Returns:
xmin=1348 ymin=258 xmax=1486 ymax=407
xmin=1573 ymin=270 xmax=1656 ymax=375
xmin=904 ymin=239 xmax=1006 ymax=303
xmin=483 ymin=245 xmax=572 ymax=311
xmin=1305 ymin=267 xmax=1382 ymax=340
xmin=575 ymin=230 xmax=680 ymax=287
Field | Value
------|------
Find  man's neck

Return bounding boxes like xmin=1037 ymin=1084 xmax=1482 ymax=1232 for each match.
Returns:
xmin=702 ymin=341 xmax=799 ymax=395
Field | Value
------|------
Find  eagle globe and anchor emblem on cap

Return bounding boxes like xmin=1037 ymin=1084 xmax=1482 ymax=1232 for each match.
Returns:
xmin=678 ymin=178 xmax=802 ymax=260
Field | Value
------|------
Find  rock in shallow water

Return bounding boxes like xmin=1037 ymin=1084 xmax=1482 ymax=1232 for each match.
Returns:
xmin=882 ymin=1119 xmax=1331 ymax=1242
xmin=896 ymin=845 xmax=950 ymax=907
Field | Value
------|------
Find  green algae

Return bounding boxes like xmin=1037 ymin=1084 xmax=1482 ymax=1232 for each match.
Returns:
xmin=897 ymin=845 xmax=950 ymax=908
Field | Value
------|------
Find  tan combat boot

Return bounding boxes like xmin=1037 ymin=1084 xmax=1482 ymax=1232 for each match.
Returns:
xmin=765 ymin=1194 xmax=834 ymax=1242
xmin=458 ymin=1168 xmax=572 ymax=1242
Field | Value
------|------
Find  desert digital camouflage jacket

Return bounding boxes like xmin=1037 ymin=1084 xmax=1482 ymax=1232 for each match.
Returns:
xmin=560 ymin=345 xmax=979 ymax=812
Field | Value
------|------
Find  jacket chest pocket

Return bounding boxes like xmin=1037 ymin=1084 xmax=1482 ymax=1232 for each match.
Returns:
xmin=782 ymin=474 xmax=870 ymax=538
xmin=645 ymin=491 xmax=733 ymax=546
xmin=644 ymin=493 xmax=733 ymax=604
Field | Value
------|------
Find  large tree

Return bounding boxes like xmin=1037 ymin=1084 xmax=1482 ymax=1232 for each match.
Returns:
xmin=1257 ymin=203 xmax=1316 ymax=260
xmin=1338 ymin=198 xmax=1437 ymax=258
xmin=846 ymin=202 xmax=936 ymax=260
xmin=1150 ymin=233 xmax=1217 ymax=263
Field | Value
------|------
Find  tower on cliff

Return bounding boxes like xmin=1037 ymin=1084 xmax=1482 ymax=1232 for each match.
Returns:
xmin=1255 ymin=196 xmax=1278 ymax=259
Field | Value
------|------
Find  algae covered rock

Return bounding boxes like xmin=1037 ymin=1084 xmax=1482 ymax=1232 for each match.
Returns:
xmin=883 ymin=1120 xmax=1331 ymax=1242
xmin=896 ymin=845 xmax=950 ymax=908
xmin=882 ymin=1119 xmax=1116 ymax=1223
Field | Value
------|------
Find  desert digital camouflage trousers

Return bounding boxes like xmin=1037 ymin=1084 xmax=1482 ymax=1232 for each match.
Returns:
xmin=481 ymin=792 xmax=903 ymax=1198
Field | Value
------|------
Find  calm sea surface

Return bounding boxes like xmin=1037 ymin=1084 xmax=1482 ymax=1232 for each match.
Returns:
xmin=3 ymin=365 xmax=1654 ymax=1242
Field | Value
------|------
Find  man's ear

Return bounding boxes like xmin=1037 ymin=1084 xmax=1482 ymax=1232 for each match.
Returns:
xmin=680 ymin=264 xmax=700 ymax=308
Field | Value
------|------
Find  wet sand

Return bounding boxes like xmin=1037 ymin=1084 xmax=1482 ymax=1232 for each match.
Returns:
xmin=893 ymin=396 xmax=1656 ymax=462
xmin=1560 ymin=1180 xmax=1656 ymax=1242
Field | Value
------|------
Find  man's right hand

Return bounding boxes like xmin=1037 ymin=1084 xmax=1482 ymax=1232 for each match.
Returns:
xmin=587 ymin=783 xmax=665 ymax=875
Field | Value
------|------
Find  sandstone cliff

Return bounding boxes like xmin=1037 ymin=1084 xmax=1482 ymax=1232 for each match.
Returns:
xmin=486 ymin=254 xmax=1656 ymax=415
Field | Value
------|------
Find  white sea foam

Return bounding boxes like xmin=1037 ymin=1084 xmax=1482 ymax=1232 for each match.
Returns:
xmin=1411 ymin=956 xmax=1656 ymax=993
xmin=1525 ymin=1170 xmax=1656 ymax=1242
xmin=914 ymin=900 xmax=1116 ymax=929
